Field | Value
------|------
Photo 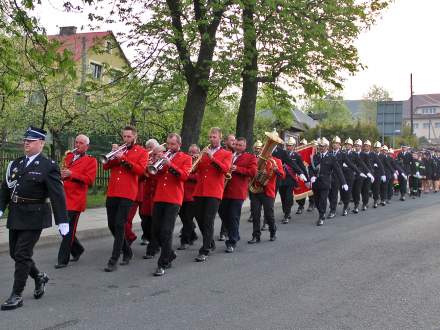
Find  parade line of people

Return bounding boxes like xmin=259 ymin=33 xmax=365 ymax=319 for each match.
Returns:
xmin=0 ymin=125 xmax=438 ymax=310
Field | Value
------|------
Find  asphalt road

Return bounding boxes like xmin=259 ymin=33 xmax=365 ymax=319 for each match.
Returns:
xmin=1 ymin=194 xmax=440 ymax=329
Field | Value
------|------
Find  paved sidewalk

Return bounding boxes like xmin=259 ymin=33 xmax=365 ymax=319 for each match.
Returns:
xmin=0 ymin=198 xmax=261 ymax=253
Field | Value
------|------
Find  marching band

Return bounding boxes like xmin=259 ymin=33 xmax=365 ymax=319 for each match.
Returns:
xmin=1 ymin=124 xmax=439 ymax=310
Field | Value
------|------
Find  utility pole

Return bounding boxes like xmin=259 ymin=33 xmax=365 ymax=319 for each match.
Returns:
xmin=410 ymin=73 xmax=414 ymax=135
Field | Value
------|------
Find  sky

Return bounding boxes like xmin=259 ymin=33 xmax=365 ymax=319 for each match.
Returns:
xmin=34 ymin=0 xmax=440 ymax=101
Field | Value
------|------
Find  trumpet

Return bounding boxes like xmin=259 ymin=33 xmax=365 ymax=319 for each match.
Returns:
xmin=190 ymin=145 xmax=210 ymax=173
xmin=99 ymin=144 xmax=128 ymax=164
xmin=148 ymin=150 xmax=172 ymax=175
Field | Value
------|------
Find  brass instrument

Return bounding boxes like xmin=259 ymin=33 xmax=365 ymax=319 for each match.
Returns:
xmin=249 ymin=129 xmax=284 ymax=193
xmin=190 ymin=145 xmax=209 ymax=173
xmin=99 ymin=144 xmax=128 ymax=164
xmin=60 ymin=148 xmax=78 ymax=169
xmin=148 ymin=150 xmax=172 ymax=175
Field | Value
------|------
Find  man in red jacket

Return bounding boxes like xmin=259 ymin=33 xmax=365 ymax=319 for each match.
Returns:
xmin=144 ymin=133 xmax=192 ymax=276
xmin=193 ymin=127 xmax=232 ymax=262
xmin=178 ymin=144 xmax=200 ymax=250
xmin=103 ymin=126 xmax=148 ymax=272
xmin=55 ymin=134 xmax=97 ymax=268
xmin=248 ymin=155 xmax=285 ymax=243
xmin=219 ymin=138 xmax=257 ymax=253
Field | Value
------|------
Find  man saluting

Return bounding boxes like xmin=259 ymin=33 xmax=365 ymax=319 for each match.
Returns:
xmin=0 ymin=127 xmax=69 ymax=310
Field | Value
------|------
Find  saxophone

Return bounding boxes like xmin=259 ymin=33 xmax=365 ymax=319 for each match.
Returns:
xmin=249 ymin=129 xmax=284 ymax=193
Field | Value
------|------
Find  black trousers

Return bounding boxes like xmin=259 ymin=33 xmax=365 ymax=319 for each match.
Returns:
xmin=399 ymin=175 xmax=407 ymax=196
xmin=372 ymin=176 xmax=381 ymax=202
xmin=179 ymin=201 xmax=198 ymax=245
xmin=313 ymin=187 xmax=330 ymax=218
xmin=9 ymin=229 xmax=42 ymax=294
xmin=106 ymin=197 xmax=133 ymax=262
xmin=387 ymin=178 xmax=394 ymax=200
xmin=380 ymin=177 xmax=388 ymax=202
xmin=297 ymin=198 xmax=305 ymax=208
xmin=328 ymin=179 xmax=340 ymax=212
xmin=218 ymin=199 xmax=244 ymax=247
xmin=251 ymin=193 xmax=276 ymax=238
xmin=352 ymin=176 xmax=363 ymax=207
xmin=57 ymin=211 xmax=84 ymax=265
xmin=148 ymin=202 xmax=180 ymax=268
xmin=279 ymin=184 xmax=294 ymax=216
xmin=409 ymin=176 xmax=421 ymax=195
xmin=140 ymin=214 xmax=152 ymax=242
xmin=194 ymin=197 xmax=221 ymax=256
xmin=361 ymin=178 xmax=371 ymax=205
xmin=341 ymin=177 xmax=354 ymax=209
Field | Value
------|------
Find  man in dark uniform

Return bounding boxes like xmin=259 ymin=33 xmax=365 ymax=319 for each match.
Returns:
xmin=360 ymin=140 xmax=376 ymax=211
xmin=309 ymin=138 xmax=347 ymax=226
xmin=347 ymin=139 xmax=370 ymax=214
xmin=328 ymin=136 xmax=360 ymax=217
xmin=278 ymin=137 xmax=308 ymax=224
xmin=385 ymin=147 xmax=407 ymax=203
xmin=371 ymin=142 xmax=386 ymax=208
xmin=0 ymin=127 xmax=69 ymax=311
xmin=378 ymin=145 xmax=394 ymax=206
xmin=397 ymin=144 xmax=412 ymax=201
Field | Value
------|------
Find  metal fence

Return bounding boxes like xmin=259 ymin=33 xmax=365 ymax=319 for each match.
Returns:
xmin=0 ymin=151 xmax=109 ymax=191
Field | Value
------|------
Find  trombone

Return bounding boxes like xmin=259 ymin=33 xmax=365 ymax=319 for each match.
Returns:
xmin=99 ymin=144 xmax=128 ymax=164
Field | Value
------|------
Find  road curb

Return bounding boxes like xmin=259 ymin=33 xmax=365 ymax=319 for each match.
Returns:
xmin=0 ymin=203 xmax=257 ymax=254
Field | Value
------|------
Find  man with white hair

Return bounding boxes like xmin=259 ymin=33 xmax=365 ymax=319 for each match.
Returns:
xmin=55 ymin=134 xmax=97 ymax=268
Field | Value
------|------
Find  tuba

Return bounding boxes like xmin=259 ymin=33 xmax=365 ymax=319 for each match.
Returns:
xmin=249 ymin=129 xmax=284 ymax=193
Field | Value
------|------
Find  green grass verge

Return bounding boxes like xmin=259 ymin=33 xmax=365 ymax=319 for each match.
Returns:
xmin=86 ymin=191 xmax=107 ymax=209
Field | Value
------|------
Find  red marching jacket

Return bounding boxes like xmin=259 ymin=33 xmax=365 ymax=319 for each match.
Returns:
xmin=193 ymin=148 xmax=233 ymax=199
xmin=139 ymin=175 xmax=157 ymax=216
xmin=153 ymin=151 xmax=192 ymax=206
xmin=62 ymin=153 xmax=98 ymax=212
xmin=183 ymin=173 xmax=197 ymax=202
xmin=223 ymin=152 xmax=257 ymax=200
xmin=103 ymin=144 xmax=148 ymax=201
xmin=264 ymin=157 xmax=285 ymax=199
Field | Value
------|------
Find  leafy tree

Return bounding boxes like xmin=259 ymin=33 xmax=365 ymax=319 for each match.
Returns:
xmin=360 ymin=84 xmax=392 ymax=124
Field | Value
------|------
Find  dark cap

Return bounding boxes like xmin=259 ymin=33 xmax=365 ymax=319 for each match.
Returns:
xmin=23 ymin=126 xmax=46 ymax=141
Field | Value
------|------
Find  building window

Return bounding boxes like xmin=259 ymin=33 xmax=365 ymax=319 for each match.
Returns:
xmin=90 ymin=62 xmax=102 ymax=80
xmin=414 ymin=123 xmax=419 ymax=129
xmin=419 ymin=107 xmax=438 ymax=114
xmin=423 ymin=123 xmax=430 ymax=129
xmin=106 ymin=41 xmax=112 ymax=54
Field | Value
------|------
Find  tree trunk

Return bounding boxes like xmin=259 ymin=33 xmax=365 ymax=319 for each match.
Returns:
xmin=180 ymin=81 xmax=208 ymax=151
xmin=236 ymin=1 xmax=258 ymax=151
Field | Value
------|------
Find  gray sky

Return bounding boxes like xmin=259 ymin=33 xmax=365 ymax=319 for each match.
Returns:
xmin=36 ymin=0 xmax=439 ymax=101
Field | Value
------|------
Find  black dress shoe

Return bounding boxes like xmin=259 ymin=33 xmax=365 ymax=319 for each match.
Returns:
xmin=247 ymin=237 xmax=260 ymax=244
xmin=296 ymin=208 xmax=303 ymax=215
xmin=373 ymin=202 xmax=378 ymax=208
xmin=54 ymin=263 xmax=67 ymax=269
xmin=400 ymin=196 xmax=405 ymax=201
xmin=120 ymin=258 xmax=130 ymax=266
xmin=218 ymin=235 xmax=226 ymax=242
xmin=154 ymin=267 xmax=165 ymax=276
xmin=225 ymin=246 xmax=234 ymax=253
xmin=362 ymin=204 xmax=367 ymax=211
xmin=177 ymin=243 xmax=188 ymax=250
xmin=34 ymin=273 xmax=49 ymax=299
xmin=317 ymin=218 xmax=325 ymax=226
xmin=247 ymin=216 xmax=253 ymax=223
xmin=352 ymin=207 xmax=359 ymax=214
xmin=104 ymin=260 xmax=117 ymax=272
xmin=261 ymin=224 xmax=268 ymax=231
xmin=70 ymin=251 xmax=83 ymax=262
xmin=140 ymin=238 xmax=147 ymax=246
xmin=195 ymin=254 xmax=208 ymax=262
xmin=269 ymin=235 xmax=277 ymax=242
xmin=327 ymin=212 xmax=336 ymax=219
xmin=342 ymin=209 xmax=348 ymax=216
xmin=281 ymin=218 xmax=289 ymax=224
xmin=1 ymin=293 xmax=23 ymax=311
xmin=143 ymin=254 xmax=155 ymax=259
xmin=307 ymin=206 xmax=314 ymax=212
xmin=380 ymin=201 xmax=386 ymax=206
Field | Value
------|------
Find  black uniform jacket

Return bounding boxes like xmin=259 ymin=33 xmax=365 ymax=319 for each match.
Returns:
xmin=0 ymin=154 xmax=68 ymax=230
xmin=309 ymin=152 xmax=346 ymax=190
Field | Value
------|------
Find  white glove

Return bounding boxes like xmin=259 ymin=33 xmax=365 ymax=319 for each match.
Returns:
xmin=311 ymin=176 xmax=316 ymax=184
xmin=0 ymin=210 xmax=3 ymax=218
xmin=299 ymin=174 xmax=307 ymax=182
xmin=58 ymin=223 xmax=69 ymax=236
xmin=416 ymin=171 xmax=420 ymax=177
xmin=305 ymin=182 xmax=311 ymax=188
xmin=393 ymin=173 xmax=398 ymax=180
xmin=367 ymin=173 xmax=374 ymax=183
xmin=360 ymin=173 xmax=367 ymax=178
xmin=381 ymin=175 xmax=386 ymax=183
xmin=402 ymin=174 xmax=407 ymax=181
xmin=342 ymin=184 xmax=348 ymax=191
